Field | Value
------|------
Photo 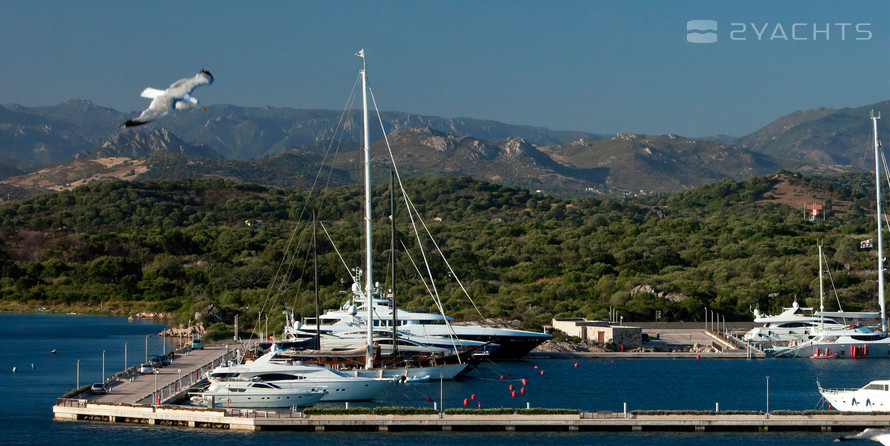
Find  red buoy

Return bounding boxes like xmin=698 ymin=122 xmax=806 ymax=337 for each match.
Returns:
xmin=534 ymin=365 xmax=538 ymax=369
xmin=426 ymin=397 xmax=433 ymax=402
xmin=521 ymin=379 xmax=527 ymax=386
xmin=520 ymin=388 xmax=526 ymax=394
xmin=511 ymin=390 xmax=516 ymax=398
xmin=540 ymin=370 xmax=545 ymax=375
xmin=696 ymin=355 xmax=700 ymax=360
xmin=478 ymin=402 xmax=482 ymax=409
xmin=471 ymin=394 xmax=476 ymax=400
xmin=509 ymin=384 xmax=514 ymax=391
xmin=574 ymin=363 xmax=578 ymax=367
xmin=463 ymin=398 xmax=468 ymax=406
xmin=500 ymin=375 xmax=505 ymax=380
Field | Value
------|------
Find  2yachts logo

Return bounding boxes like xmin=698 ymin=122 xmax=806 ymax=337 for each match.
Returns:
xmin=687 ymin=19 xmax=872 ymax=43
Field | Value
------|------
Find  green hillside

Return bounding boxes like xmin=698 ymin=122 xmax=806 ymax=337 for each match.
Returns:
xmin=0 ymin=173 xmax=883 ymax=337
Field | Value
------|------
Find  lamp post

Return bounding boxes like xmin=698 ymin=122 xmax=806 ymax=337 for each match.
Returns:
xmin=704 ymin=307 xmax=708 ymax=331
xmin=154 ymin=370 xmax=159 ymax=406
xmin=76 ymin=359 xmax=80 ymax=389
xmin=177 ymin=369 xmax=182 ymax=391
xmin=102 ymin=350 xmax=105 ymax=384
xmin=145 ymin=334 xmax=152 ymax=364
xmin=766 ymin=376 xmax=770 ymax=415
xmin=124 ymin=342 xmax=128 ymax=370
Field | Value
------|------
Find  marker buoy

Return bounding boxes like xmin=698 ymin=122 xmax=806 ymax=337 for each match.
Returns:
xmin=696 ymin=355 xmax=700 ymax=360
xmin=610 ymin=360 xmax=614 ymax=363
xmin=534 ymin=365 xmax=538 ymax=369
xmin=574 ymin=363 xmax=578 ymax=367
xmin=499 ymin=375 xmax=505 ymax=380
xmin=540 ymin=370 xmax=545 ymax=375
xmin=520 ymin=388 xmax=526 ymax=394
xmin=509 ymin=384 xmax=514 ymax=391
xmin=426 ymin=397 xmax=433 ymax=402
xmin=511 ymin=390 xmax=516 ymax=398
xmin=521 ymin=379 xmax=527 ymax=386
xmin=464 ymin=398 xmax=468 ymax=406
xmin=478 ymin=402 xmax=481 ymax=409
xmin=471 ymin=394 xmax=476 ymax=400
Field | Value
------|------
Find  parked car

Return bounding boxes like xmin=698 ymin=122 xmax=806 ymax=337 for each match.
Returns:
xmin=139 ymin=363 xmax=155 ymax=374
xmin=149 ymin=357 xmax=163 ymax=368
xmin=191 ymin=338 xmax=204 ymax=350
xmin=158 ymin=354 xmax=171 ymax=366
xmin=90 ymin=383 xmax=107 ymax=394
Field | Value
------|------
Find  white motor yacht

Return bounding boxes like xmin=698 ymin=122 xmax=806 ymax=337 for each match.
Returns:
xmin=195 ymin=379 xmax=326 ymax=409
xmin=818 ymin=379 xmax=890 ymax=412
xmin=207 ymin=349 xmax=393 ymax=402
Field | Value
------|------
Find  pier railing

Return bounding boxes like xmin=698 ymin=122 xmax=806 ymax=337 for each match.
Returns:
xmin=136 ymin=348 xmax=240 ymax=405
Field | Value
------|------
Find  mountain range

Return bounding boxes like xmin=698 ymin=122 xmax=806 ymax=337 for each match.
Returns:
xmin=0 ymin=99 xmax=888 ymax=200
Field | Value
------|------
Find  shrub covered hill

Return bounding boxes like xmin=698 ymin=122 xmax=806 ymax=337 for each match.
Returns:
xmin=0 ymin=171 xmax=882 ymax=338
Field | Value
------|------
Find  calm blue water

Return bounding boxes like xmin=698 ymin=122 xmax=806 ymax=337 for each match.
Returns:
xmin=0 ymin=313 xmax=879 ymax=445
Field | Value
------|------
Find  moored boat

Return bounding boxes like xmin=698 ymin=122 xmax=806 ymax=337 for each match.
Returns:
xmin=818 ymin=379 xmax=890 ymax=412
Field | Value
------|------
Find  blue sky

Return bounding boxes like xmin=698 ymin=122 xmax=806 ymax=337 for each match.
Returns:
xmin=0 ymin=0 xmax=887 ymax=137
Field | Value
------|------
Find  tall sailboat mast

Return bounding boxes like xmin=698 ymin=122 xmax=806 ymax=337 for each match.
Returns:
xmin=873 ymin=110 xmax=886 ymax=336
xmin=358 ymin=49 xmax=375 ymax=369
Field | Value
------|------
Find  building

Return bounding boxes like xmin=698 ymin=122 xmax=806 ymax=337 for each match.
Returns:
xmin=551 ymin=318 xmax=642 ymax=349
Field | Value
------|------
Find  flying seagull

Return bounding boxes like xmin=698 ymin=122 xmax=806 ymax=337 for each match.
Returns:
xmin=122 ymin=69 xmax=214 ymax=127
xmin=838 ymin=428 xmax=890 ymax=444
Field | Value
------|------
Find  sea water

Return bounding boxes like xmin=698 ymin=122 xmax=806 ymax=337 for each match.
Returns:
xmin=0 ymin=313 xmax=873 ymax=445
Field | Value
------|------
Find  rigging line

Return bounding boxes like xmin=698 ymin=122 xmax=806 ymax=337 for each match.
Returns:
xmin=367 ymin=86 xmax=463 ymax=343
xmin=820 ymin=247 xmax=844 ymax=313
xmin=368 ymin=85 xmax=491 ymax=335
xmin=268 ymin=73 xmax=363 ymax=313
xmin=319 ymin=221 xmax=360 ymax=293
xmin=403 ymin=192 xmax=492 ymax=331
xmin=399 ymin=239 xmax=463 ymax=353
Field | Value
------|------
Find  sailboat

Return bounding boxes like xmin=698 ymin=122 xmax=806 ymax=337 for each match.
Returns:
xmin=276 ymin=51 xmax=478 ymax=380
xmin=777 ymin=111 xmax=890 ymax=358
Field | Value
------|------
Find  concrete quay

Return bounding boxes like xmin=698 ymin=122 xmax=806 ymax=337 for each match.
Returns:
xmin=52 ymin=403 xmax=890 ymax=433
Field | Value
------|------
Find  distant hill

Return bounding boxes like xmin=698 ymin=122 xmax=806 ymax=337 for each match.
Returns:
xmin=1 ymin=98 xmax=888 ymax=199
xmin=0 ymin=101 xmax=608 ymax=166
xmin=737 ymin=101 xmax=890 ymax=172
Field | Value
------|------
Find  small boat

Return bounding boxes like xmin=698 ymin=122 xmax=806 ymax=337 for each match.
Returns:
xmin=819 ymin=379 xmax=890 ymax=412
xmin=810 ymin=348 xmax=837 ymax=359
xmin=50 ymin=349 xmax=57 ymax=354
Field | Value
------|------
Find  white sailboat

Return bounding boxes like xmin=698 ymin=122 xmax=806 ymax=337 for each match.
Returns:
xmin=285 ymin=51 xmax=473 ymax=380
xmin=779 ymin=111 xmax=890 ymax=358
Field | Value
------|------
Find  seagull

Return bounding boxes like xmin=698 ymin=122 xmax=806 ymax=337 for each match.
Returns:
xmin=122 ymin=69 xmax=214 ymax=127
xmin=838 ymin=428 xmax=890 ymax=444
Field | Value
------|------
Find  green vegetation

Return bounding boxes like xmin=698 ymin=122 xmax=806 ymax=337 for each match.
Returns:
xmin=0 ymin=172 xmax=884 ymax=334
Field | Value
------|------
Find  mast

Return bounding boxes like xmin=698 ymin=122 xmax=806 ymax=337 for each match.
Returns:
xmin=359 ymin=49 xmax=375 ymax=369
xmin=313 ymin=210 xmax=320 ymax=350
xmin=873 ymin=110 xmax=886 ymax=336
xmin=391 ymin=170 xmax=398 ymax=356
xmin=818 ymin=243 xmax=823 ymax=331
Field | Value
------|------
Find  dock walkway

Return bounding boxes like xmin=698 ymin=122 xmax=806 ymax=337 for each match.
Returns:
xmin=88 ymin=346 xmax=236 ymax=405
xmin=53 ymin=403 xmax=890 ymax=433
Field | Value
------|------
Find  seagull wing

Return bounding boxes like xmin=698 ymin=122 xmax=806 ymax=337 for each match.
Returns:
xmin=165 ymin=70 xmax=213 ymax=100
xmin=123 ymin=95 xmax=174 ymax=127
xmin=121 ymin=70 xmax=213 ymax=128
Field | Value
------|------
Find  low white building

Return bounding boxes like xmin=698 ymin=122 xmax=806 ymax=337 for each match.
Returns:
xmin=552 ymin=318 xmax=642 ymax=349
